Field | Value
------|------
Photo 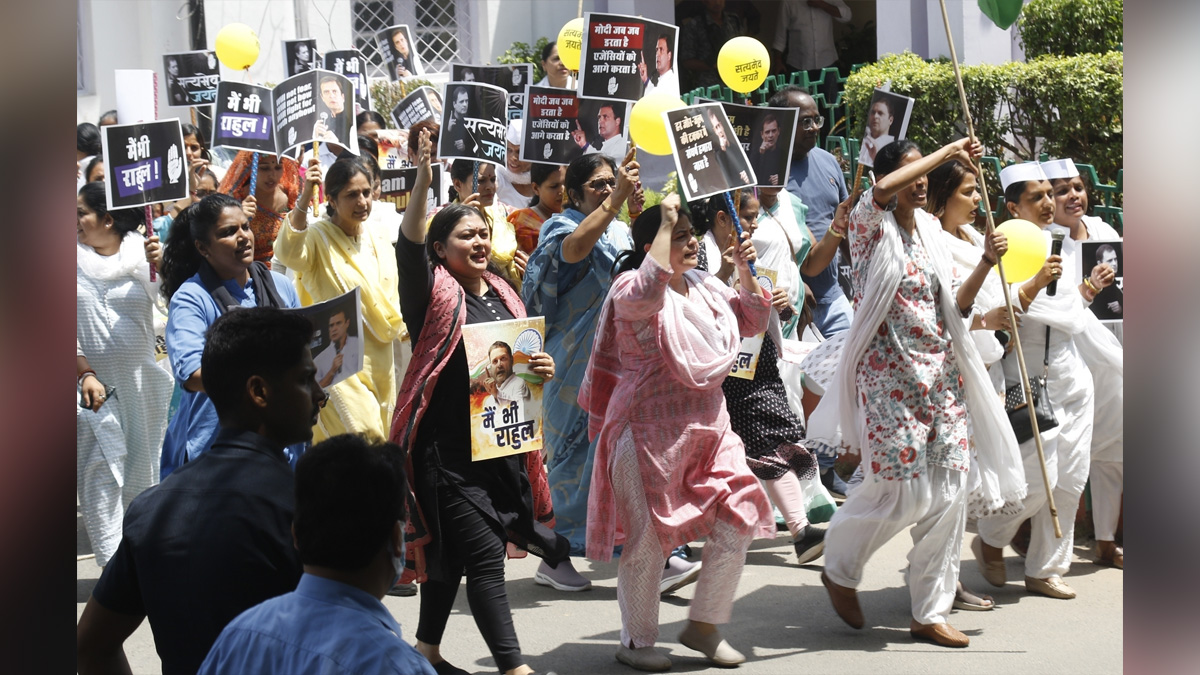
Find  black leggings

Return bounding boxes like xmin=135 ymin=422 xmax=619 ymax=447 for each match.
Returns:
xmin=415 ymin=485 xmax=522 ymax=672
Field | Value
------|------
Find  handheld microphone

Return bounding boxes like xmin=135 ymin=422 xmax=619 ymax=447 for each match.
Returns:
xmin=1048 ymin=229 xmax=1066 ymax=296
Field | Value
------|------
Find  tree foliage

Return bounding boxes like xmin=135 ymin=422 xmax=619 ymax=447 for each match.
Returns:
xmin=1018 ymin=0 xmax=1123 ymax=58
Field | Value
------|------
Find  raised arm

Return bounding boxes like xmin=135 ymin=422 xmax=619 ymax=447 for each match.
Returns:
xmin=872 ymin=138 xmax=982 ymax=208
xmin=801 ymin=194 xmax=851 ymax=276
xmin=400 ymin=129 xmax=434 ymax=245
xmin=561 ymin=146 xmax=639 ymax=264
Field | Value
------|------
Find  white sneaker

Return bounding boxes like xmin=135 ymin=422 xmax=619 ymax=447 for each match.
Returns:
xmin=533 ymin=559 xmax=592 ymax=591
xmin=660 ymin=556 xmax=702 ymax=595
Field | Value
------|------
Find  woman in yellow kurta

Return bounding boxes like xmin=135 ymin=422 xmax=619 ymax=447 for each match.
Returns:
xmin=275 ymin=155 xmax=405 ymax=441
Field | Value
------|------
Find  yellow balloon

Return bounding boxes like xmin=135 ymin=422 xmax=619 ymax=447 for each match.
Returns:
xmin=717 ymin=37 xmax=770 ymax=94
xmin=215 ymin=23 xmax=260 ymax=71
xmin=556 ymin=18 xmax=585 ymax=72
xmin=995 ymin=219 xmax=1048 ymax=284
xmin=629 ymin=94 xmax=685 ymax=156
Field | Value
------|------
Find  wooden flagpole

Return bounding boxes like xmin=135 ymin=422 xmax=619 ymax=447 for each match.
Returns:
xmin=936 ymin=0 xmax=1060 ymax=536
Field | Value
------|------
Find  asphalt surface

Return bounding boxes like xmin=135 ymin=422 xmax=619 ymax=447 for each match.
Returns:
xmin=77 ymin=510 xmax=1122 ymax=674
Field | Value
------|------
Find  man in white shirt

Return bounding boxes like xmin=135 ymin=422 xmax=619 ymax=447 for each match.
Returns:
xmin=314 ymin=310 xmax=361 ymax=389
xmin=643 ymin=34 xmax=679 ymax=98
xmin=585 ymin=104 xmax=628 ymax=162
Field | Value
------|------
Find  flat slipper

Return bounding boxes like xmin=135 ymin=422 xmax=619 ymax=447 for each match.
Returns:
xmin=953 ymin=586 xmax=995 ymax=611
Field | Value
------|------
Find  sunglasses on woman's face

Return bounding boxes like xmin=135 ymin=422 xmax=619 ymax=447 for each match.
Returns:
xmin=586 ymin=178 xmax=617 ymax=192
xmin=194 ymin=189 xmax=216 ymax=198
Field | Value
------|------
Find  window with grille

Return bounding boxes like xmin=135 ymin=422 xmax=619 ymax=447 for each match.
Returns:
xmin=352 ymin=0 xmax=473 ymax=77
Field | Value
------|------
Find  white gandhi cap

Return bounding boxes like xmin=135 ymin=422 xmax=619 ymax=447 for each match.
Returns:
xmin=1040 ymin=158 xmax=1079 ymax=180
xmin=506 ymin=119 xmax=524 ymax=148
xmin=1000 ymin=162 xmax=1049 ymax=191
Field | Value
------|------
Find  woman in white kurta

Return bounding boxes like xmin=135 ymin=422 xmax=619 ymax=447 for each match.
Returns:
xmin=1044 ymin=158 xmax=1124 ymax=568
xmin=76 ymin=182 xmax=172 ymax=566
xmin=974 ymin=164 xmax=1121 ymax=599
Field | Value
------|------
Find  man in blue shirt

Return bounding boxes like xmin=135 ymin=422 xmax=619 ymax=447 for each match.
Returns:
xmin=77 ymin=309 xmax=326 ymax=675
xmin=770 ymin=85 xmax=854 ymax=497
xmin=199 ymin=434 xmax=435 ymax=675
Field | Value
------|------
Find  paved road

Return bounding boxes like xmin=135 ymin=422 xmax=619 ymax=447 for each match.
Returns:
xmin=77 ymin=512 xmax=1122 ymax=675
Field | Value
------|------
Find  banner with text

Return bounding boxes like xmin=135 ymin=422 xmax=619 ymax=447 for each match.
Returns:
xmin=663 ymin=103 xmax=756 ymax=201
xmin=324 ymin=49 xmax=373 ymax=115
xmin=520 ymin=86 xmax=630 ymax=165
xmin=273 ymin=70 xmax=359 ymax=156
xmin=463 ymin=317 xmax=546 ymax=462
xmin=100 ymin=119 xmax=188 ymax=210
xmin=378 ymin=164 xmax=445 ymax=214
xmin=213 ymin=81 xmax=276 ymax=154
xmin=162 ymin=50 xmax=220 ymax=108
xmin=577 ymin=12 xmax=678 ymax=101
xmin=704 ymin=100 xmax=798 ymax=188
xmin=438 ymin=81 xmax=509 ymax=165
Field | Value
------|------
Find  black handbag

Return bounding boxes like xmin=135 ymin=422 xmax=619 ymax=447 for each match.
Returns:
xmin=1004 ymin=326 xmax=1058 ymax=443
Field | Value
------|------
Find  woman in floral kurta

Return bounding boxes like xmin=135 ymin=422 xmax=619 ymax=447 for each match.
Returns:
xmin=816 ymin=138 xmax=1014 ymax=649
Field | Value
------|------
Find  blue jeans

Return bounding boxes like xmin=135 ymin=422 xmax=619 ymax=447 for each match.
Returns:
xmin=813 ymin=291 xmax=854 ymax=338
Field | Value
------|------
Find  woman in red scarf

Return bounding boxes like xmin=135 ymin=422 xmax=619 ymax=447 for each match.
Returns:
xmin=391 ymin=130 xmax=566 ymax=675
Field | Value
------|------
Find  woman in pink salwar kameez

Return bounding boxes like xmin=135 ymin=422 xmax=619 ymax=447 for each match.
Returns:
xmin=580 ymin=195 xmax=775 ymax=672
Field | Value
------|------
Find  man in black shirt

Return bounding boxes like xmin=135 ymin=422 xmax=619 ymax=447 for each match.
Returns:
xmin=77 ymin=308 xmax=327 ymax=674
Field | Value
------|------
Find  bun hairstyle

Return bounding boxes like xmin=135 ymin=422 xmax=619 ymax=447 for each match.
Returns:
xmin=78 ymin=182 xmax=144 ymax=238
xmin=872 ymin=139 xmax=920 ymax=179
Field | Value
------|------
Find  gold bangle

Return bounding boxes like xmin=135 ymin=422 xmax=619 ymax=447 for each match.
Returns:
xmin=1019 ymin=287 xmax=1033 ymax=305
xmin=828 ymin=226 xmax=846 ymax=239
xmin=600 ymin=200 xmax=619 ymax=216
xmin=1084 ymin=277 xmax=1099 ymax=293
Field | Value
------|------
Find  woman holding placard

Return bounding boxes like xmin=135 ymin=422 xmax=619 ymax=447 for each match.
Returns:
xmin=521 ymin=151 xmax=642 ymax=591
xmin=221 ymin=151 xmax=300 ymax=268
xmin=973 ymin=163 xmax=1122 ymax=599
xmin=810 ymin=138 xmax=1015 ymax=648
xmin=391 ymin=129 xmax=566 ymax=675
xmin=76 ymin=182 xmax=172 ymax=566
xmin=582 ymin=195 xmax=772 ymax=670
xmin=152 ymin=193 xmax=302 ymax=478
xmin=274 ymin=156 xmax=404 ymax=444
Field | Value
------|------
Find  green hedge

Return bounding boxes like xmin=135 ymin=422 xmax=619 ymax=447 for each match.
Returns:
xmin=844 ymin=51 xmax=1122 ymax=188
xmin=1018 ymin=0 xmax=1123 ymax=58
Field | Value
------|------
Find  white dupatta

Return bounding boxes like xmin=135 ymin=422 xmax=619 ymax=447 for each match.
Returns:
xmin=805 ymin=193 xmax=1026 ymax=517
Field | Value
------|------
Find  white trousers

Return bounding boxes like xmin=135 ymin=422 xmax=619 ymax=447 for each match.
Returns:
xmin=1090 ymin=460 xmax=1123 ymax=542
xmin=824 ymin=465 xmax=967 ymax=625
xmin=612 ymin=433 xmax=754 ymax=648
xmin=977 ymin=398 xmax=1093 ymax=579
xmin=763 ymin=472 xmax=809 ymax=538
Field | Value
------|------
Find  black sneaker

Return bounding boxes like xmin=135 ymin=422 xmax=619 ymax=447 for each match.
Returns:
xmin=794 ymin=526 xmax=826 ymax=565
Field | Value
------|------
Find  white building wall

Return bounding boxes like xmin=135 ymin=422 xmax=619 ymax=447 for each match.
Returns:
xmin=877 ymin=0 xmax=1025 ymax=65
xmin=77 ymin=0 xmax=352 ymax=124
